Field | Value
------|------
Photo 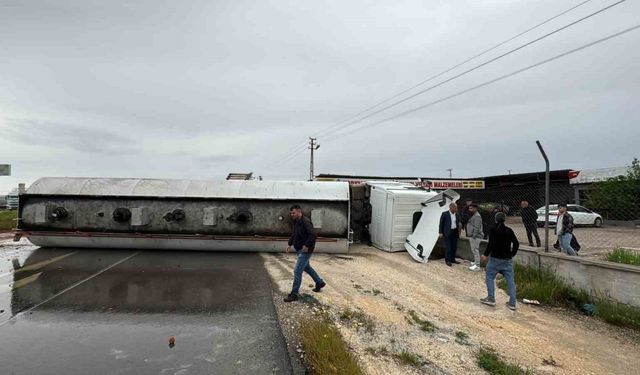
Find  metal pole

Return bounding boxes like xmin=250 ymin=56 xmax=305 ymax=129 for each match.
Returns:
xmin=536 ymin=140 xmax=550 ymax=252
xmin=309 ymin=137 xmax=318 ymax=181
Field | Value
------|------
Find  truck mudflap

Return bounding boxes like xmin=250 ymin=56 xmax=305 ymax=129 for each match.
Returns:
xmin=404 ymin=189 xmax=460 ymax=263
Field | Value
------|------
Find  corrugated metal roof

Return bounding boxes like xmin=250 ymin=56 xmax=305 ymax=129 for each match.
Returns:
xmin=25 ymin=177 xmax=350 ymax=201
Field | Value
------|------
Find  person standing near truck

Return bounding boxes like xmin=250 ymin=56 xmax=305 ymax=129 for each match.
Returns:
xmin=480 ymin=212 xmax=519 ymax=311
xmin=439 ymin=203 xmax=462 ymax=266
xmin=466 ymin=204 xmax=484 ymax=271
xmin=520 ymin=200 xmax=541 ymax=247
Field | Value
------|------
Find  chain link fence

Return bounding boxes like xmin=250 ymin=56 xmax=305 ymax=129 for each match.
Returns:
xmin=457 ymin=170 xmax=640 ymax=261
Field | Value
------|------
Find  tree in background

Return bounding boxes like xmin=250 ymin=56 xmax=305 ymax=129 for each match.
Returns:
xmin=586 ymin=158 xmax=640 ymax=221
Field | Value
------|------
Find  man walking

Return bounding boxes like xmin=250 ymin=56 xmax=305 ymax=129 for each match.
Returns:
xmin=439 ymin=203 xmax=462 ymax=266
xmin=556 ymin=203 xmax=577 ymax=256
xmin=520 ymin=200 xmax=541 ymax=247
xmin=284 ymin=204 xmax=326 ymax=302
xmin=466 ymin=204 xmax=483 ymax=271
xmin=480 ymin=212 xmax=519 ymax=310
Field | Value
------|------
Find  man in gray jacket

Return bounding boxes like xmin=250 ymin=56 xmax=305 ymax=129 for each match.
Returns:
xmin=466 ymin=204 xmax=484 ymax=271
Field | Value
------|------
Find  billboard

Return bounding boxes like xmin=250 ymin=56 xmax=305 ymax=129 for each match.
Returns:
xmin=417 ymin=179 xmax=485 ymax=190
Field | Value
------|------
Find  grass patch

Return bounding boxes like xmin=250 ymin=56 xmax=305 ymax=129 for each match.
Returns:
xmin=339 ymin=308 xmax=375 ymax=334
xmin=497 ymin=263 xmax=587 ymax=308
xmin=477 ymin=347 xmax=532 ymax=375
xmin=364 ymin=346 xmax=389 ymax=356
xmin=408 ymin=310 xmax=436 ymax=332
xmin=606 ymin=247 xmax=640 ymax=266
xmin=594 ymin=297 xmax=640 ymax=329
xmin=393 ymin=350 xmax=426 ymax=368
xmin=498 ymin=263 xmax=640 ymax=331
xmin=372 ymin=288 xmax=382 ymax=296
xmin=300 ymin=318 xmax=364 ymax=375
xmin=455 ymin=331 xmax=470 ymax=346
xmin=0 ymin=210 xmax=17 ymax=231
xmin=353 ymin=284 xmax=363 ymax=290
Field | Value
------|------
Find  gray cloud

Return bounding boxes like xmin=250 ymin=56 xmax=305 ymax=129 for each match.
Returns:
xmin=1 ymin=0 xmax=639 ymax=193
xmin=3 ymin=118 xmax=136 ymax=155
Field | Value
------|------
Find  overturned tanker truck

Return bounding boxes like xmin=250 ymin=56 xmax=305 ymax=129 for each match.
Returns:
xmin=16 ymin=177 xmax=351 ymax=252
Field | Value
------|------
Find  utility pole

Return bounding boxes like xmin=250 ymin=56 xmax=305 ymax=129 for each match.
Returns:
xmin=308 ymin=137 xmax=320 ymax=181
xmin=446 ymin=168 xmax=453 ymax=178
xmin=536 ymin=140 xmax=550 ymax=252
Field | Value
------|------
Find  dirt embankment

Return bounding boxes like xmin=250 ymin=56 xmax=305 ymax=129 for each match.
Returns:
xmin=264 ymin=245 xmax=640 ymax=375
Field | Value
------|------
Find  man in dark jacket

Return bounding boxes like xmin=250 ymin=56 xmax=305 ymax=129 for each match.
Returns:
xmin=439 ymin=203 xmax=462 ymax=266
xmin=520 ymin=200 xmax=541 ymax=247
xmin=284 ymin=204 xmax=326 ymax=302
xmin=480 ymin=212 xmax=519 ymax=310
xmin=555 ymin=203 xmax=577 ymax=256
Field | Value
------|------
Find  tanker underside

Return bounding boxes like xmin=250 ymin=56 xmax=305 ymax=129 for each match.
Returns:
xmin=18 ymin=196 xmax=351 ymax=252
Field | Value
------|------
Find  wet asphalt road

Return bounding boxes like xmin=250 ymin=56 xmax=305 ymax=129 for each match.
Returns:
xmin=0 ymin=242 xmax=292 ymax=375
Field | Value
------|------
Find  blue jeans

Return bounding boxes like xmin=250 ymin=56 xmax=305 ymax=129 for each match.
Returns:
xmin=444 ymin=233 xmax=458 ymax=262
xmin=485 ymin=257 xmax=517 ymax=306
xmin=291 ymin=249 xmax=323 ymax=295
xmin=558 ymin=233 xmax=577 ymax=256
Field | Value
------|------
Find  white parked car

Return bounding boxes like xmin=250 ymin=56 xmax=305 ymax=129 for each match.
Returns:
xmin=536 ymin=204 xmax=603 ymax=227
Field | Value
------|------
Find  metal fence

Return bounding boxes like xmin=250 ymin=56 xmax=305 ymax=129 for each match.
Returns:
xmin=457 ymin=179 xmax=640 ymax=260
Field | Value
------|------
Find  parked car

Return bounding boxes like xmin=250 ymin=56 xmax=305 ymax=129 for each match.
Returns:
xmin=536 ymin=204 xmax=603 ymax=227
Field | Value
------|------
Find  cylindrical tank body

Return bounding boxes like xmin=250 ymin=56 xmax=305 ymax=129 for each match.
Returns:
xmin=18 ymin=178 xmax=351 ymax=252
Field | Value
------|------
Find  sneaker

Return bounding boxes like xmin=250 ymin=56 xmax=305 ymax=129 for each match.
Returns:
xmin=506 ymin=302 xmax=517 ymax=311
xmin=469 ymin=264 xmax=481 ymax=272
xmin=312 ymin=281 xmax=326 ymax=293
xmin=283 ymin=293 xmax=298 ymax=303
xmin=445 ymin=261 xmax=452 ymax=267
xmin=480 ymin=297 xmax=496 ymax=306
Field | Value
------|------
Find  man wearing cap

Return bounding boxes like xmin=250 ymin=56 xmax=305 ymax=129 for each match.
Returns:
xmin=466 ymin=203 xmax=484 ymax=271
xmin=556 ymin=203 xmax=577 ymax=256
xmin=480 ymin=212 xmax=519 ymax=310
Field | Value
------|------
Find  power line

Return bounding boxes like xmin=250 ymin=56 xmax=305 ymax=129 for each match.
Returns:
xmin=321 ymin=0 xmax=627 ymax=141
xmin=261 ymin=1 xmax=596 ymax=170
xmin=268 ymin=144 xmax=309 ymax=169
xmin=323 ymin=24 xmax=640 ymax=142
xmin=312 ymin=0 xmax=595 ymax=140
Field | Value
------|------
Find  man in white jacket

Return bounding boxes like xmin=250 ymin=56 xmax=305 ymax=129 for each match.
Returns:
xmin=466 ymin=204 xmax=484 ymax=271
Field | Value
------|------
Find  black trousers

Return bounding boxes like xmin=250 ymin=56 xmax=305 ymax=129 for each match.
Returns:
xmin=524 ymin=223 xmax=541 ymax=246
xmin=444 ymin=232 xmax=459 ymax=262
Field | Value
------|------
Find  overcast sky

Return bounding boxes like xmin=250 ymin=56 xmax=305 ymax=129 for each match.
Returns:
xmin=1 ymin=0 xmax=639 ymax=193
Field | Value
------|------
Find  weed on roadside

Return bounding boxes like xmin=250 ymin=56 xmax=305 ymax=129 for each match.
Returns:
xmin=542 ymin=356 xmax=559 ymax=367
xmin=499 ymin=263 xmax=640 ymax=331
xmin=300 ymin=318 xmax=364 ymax=375
xmin=364 ymin=346 xmax=389 ymax=356
xmin=477 ymin=347 xmax=532 ymax=375
xmin=339 ymin=308 xmax=376 ymax=334
xmin=0 ymin=210 xmax=17 ymax=231
xmin=408 ymin=310 xmax=436 ymax=332
xmin=454 ymin=331 xmax=470 ymax=346
xmin=393 ymin=350 xmax=427 ymax=368
xmin=606 ymin=247 xmax=640 ymax=266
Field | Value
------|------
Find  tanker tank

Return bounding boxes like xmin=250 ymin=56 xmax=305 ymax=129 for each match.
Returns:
xmin=16 ymin=177 xmax=351 ymax=252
